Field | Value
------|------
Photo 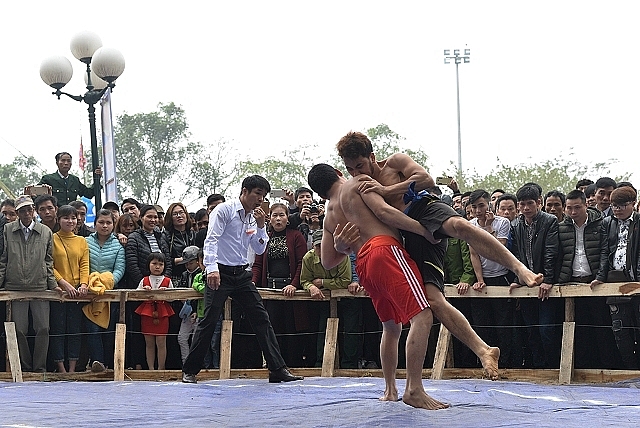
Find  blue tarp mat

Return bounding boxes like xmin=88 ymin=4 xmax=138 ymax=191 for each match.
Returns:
xmin=1 ymin=377 xmax=639 ymax=427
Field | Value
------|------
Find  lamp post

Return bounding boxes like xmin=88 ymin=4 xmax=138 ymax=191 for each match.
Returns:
xmin=40 ymin=31 xmax=125 ymax=210
xmin=444 ymin=48 xmax=470 ymax=175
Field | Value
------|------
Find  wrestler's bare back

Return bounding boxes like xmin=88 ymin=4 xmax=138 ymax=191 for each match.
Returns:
xmin=324 ymin=176 xmax=402 ymax=254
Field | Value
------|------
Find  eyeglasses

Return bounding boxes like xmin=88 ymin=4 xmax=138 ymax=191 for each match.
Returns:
xmin=612 ymin=202 xmax=633 ymax=210
xmin=172 ymin=211 xmax=186 ymax=217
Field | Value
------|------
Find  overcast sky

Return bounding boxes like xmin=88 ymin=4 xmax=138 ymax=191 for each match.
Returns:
xmin=1 ymin=1 xmax=638 ymax=206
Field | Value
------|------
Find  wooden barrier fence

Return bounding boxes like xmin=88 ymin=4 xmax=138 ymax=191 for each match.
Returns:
xmin=2 ymin=282 xmax=640 ymax=384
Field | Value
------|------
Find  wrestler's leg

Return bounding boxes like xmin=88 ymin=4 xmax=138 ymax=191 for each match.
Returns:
xmin=403 ymin=308 xmax=449 ymax=410
xmin=440 ymin=217 xmax=543 ymax=287
xmin=379 ymin=320 xmax=402 ymax=401
xmin=425 ymin=283 xmax=500 ymax=380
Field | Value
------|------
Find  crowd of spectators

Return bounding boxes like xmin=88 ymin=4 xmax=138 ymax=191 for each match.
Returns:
xmin=1 ymin=164 xmax=639 ymax=373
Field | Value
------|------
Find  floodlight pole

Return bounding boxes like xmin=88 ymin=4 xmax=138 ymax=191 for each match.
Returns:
xmin=444 ymin=49 xmax=470 ymax=175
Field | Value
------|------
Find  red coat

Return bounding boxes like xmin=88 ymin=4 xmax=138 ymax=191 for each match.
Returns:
xmin=252 ymin=228 xmax=307 ymax=289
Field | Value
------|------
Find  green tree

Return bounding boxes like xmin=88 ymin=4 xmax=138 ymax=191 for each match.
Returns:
xmin=180 ymin=139 xmax=235 ymax=201
xmin=0 ymin=156 xmax=45 ymax=200
xmin=459 ymin=154 xmax=630 ymax=194
xmin=229 ymin=146 xmax=318 ymax=192
xmin=114 ymin=102 xmax=190 ymax=204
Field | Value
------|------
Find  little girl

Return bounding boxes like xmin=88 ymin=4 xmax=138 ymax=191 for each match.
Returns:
xmin=135 ymin=252 xmax=174 ymax=370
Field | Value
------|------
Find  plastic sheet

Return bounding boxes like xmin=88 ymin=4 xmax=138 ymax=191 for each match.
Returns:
xmin=2 ymin=377 xmax=639 ymax=427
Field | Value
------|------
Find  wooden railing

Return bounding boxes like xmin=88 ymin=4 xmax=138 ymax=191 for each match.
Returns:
xmin=2 ymin=281 xmax=640 ymax=383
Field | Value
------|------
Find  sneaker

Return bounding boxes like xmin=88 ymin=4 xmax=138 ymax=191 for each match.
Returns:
xmin=182 ymin=372 xmax=197 ymax=384
xmin=91 ymin=361 xmax=106 ymax=373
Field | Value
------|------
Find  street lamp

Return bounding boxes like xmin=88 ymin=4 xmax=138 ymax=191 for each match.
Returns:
xmin=444 ymin=48 xmax=470 ymax=175
xmin=40 ymin=31 xmax=125 ymax=209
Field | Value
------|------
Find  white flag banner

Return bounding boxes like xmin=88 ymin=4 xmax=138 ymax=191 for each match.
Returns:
xmin=100 ymin=88 xmax=118 ymax=204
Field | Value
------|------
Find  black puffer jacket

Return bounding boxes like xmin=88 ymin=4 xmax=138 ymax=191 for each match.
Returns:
xmin=557 ymin=208 xmax=602 ymax=283
xmin=124 ymin=228 xmax=172 ymax=289
xmin=595 ymin=212 xmax=640 ymax=282
xmin=511 ymin=211 xmax=560 ymax=284
xmin=161 ymin=228 xmax=196 ymax=280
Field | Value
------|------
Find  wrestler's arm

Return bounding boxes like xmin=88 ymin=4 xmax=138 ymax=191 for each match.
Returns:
xmin=361 ymin=153 xmax=435 ymax=197
xmin=320 ymin=223 xmax=350 ymax=270
xmin=359 ymin=184 xmax=438 ymax=242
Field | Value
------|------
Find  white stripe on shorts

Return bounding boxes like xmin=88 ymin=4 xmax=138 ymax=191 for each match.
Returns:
xmin=390 ymin=245 xmax=429 ymax=309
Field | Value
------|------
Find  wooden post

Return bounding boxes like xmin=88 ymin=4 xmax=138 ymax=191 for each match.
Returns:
xmin=5 ymin=301 xmax=11 ymax=373
xmin=219 ymin=320 xmax=233 ymax=380
xmin=119 ymin=292 xmax=127 ymax=324
xmin=431 ymin=324 xmax=451 ymax=380
xmin=4 ymin=322 xmax=22 ymax=382
xmin=559 ymin=321 xmax=576 ymax=384
xmin=113 ymin=323 xmax=126 ymax=381
xmin=564 ymin=297 xmax=575 ymax=322
xmin=224 ymin=298 xmax=232 ymax=320
xmin=445 ymin=332 xmax=455 ymax=368
xmin=321 ymin=318 xmax=339 ymax=377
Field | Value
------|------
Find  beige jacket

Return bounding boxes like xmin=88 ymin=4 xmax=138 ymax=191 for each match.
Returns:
xmin=0 ymin=221 xmax=57 ymax=291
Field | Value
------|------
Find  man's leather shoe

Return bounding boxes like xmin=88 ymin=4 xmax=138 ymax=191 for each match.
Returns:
xmin=182 ymin=372 xmax=197 ymax=384
xmin=269 ymin=367 xmax=303 ymax=383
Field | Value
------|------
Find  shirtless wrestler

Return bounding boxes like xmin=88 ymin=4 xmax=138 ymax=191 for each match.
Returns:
xmin=336 ymin=131 xmax=544 ymax=380
xmin=308 ymin=163 xmax=448 ymax=410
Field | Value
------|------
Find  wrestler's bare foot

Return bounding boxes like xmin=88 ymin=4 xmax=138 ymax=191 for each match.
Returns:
xmin=516 ymin=267 xmax=544 ymax=288
xmin=379 ymin=387 xmax=399 ymax=402
xmin=480 ymin=346 xmax=500 ymax=380
xmin=402 ymin=389 xmax=450 ymax=410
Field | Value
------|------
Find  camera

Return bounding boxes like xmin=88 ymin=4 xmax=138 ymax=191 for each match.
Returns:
xmin=305 ymin=203 xmax=319 ymax=214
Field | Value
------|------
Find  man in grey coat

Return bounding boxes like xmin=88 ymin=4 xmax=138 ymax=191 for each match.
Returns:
xmin=0 ymin=195 xmax=57 ymax=372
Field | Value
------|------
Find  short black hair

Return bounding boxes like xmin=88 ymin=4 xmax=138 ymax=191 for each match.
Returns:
xmin=194 ymin=208 xmax=208 ymax=222
xmin=544 ymin=190 xmax=566 ymax=206
xmin=616 ymin=181 xmax=636 ymax=193
xmin=139 ymin=205 xmax=157 ymax=218
xmin=308 ymin=164 xmax=340 ymax=200
xmin=121 ymin=198 xmax=141 ymax=211
xmin=461 ymin=191 xmax=472 ymax=199
xmin=491 ymin=189 xmax=505 ymax=196
xmin=584 ymin=184 xmax=597 ymax=198
xmin=55 ymin=152 xmax=72 ymax=162
xmin=57 ymin=204 xmax=78 ymax=219
xmin=1 ymin=198 xmax=15 ymax=209
xmin=565 ymin=190 xmax=586 ymax=204
xmin=295 ymin=187 xmax=313 ymax=200
xmin=595 ymin=177 xmax=616 ymax=190
xmin=516 ymin=185 xmax=541 ymax=202
xmin=521 ymin=182 xmax=543 ymax=198
xmin=496 ymin=193 xmax=517 ymax=208
xmin=206 ymin=194 xmax=225 ymax=206
xmin=69 ymin=200 xmax=87 ymax=210
xmin=240 ymin=175 xmax=271 ymax=196
xmin=575 ymin=179 xmax=594 ymax=189
xmin=147 ymin=251 xmax=166 ymax=267
xmin=96 ymin=208 xmax=116 ymax=223
xmin=34 ymin=194 xmax=58 ymax=210
xmin=468 ymin=189 xmax=490 ymax=205
xmin=103 ymin=201 xmax=120 ymax=211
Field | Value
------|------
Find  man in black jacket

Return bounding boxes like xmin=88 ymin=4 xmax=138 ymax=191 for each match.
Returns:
xmin=558 ymin=190 xmax=619 ymax=368
xmin=590 ymin=186 xmax=640 ymax=369
xmin=509 ymin=184 xmax=561 ymax=368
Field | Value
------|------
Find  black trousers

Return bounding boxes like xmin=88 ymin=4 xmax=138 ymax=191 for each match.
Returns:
xmin=182 ymin=270 xmax=285 ymax=375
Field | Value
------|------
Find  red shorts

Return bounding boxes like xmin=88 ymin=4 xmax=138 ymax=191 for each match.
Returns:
xmin=356 ymin=235 xmax=429 ymax=324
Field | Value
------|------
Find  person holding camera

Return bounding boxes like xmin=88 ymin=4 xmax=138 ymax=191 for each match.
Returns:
xmin=287 ymin=187 xmax=325 ymax=250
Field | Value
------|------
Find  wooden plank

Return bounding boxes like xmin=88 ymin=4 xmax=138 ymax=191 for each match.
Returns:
xmin=321 ymin=318 xmax=339 ymax=377
xmin=431 ymin=324 xmax=451 ymax=380
xmin=329 ymin=297 xmax=338 ymax=318
xmin=5 ymin=301 xmax=11 ymax=373
xmin=564 ymin=297 xmax=575 ymax=322
xmin=113 ymin=323 xmax=126 ymax=381
xmin=119 ymin=292 xmax=127 ymax=324
xmin=559 ymin=321 xmax=576 ymax=385
xmin=224 ymin=298 xmax=232 ymax=320
xmin=219 ymin=320 xmax=233 ymax=380
xmin=4 ymin=322 xmax=22 ymax=382
xmin=445 ymin=332 xmax=455 ymax=368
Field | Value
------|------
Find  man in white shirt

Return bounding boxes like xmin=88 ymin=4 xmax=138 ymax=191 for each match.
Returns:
xmin=467 ymin=189 xmax=514 ymax=368
xmin=182 ymin=175 xmax=302 ymax=384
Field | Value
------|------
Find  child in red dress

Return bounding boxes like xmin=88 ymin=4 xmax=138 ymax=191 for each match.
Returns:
xmin=135 ymin=252 xmax=174 ymax=370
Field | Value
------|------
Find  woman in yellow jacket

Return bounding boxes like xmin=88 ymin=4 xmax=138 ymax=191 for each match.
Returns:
xmin=50 ymin=205 xmax=90 ymax=373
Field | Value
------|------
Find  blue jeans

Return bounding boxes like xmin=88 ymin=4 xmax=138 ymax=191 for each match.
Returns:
xmin=49 ymin=302 xmax=84 ymax=363
xmin=84 ymin=317 xmax=106 ymax=364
